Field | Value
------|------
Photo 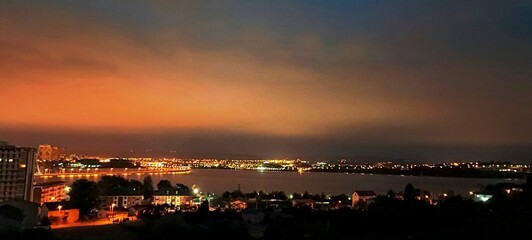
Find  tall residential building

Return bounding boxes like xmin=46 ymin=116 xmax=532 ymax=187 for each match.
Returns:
xmin=37 ymin=144 xmax=66 ymax=161
xmin=33 ymin=181 xmax=68 ymax=205
xmin=0 ymin=141 xmax=37 ymax=202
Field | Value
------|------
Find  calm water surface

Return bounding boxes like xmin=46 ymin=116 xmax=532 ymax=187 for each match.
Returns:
xmin=38 ymin=169 xmax=524 ymax=196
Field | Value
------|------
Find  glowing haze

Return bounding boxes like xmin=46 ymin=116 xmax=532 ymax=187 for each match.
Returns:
xmin=1 ymin=1 xmax=532 ymax=162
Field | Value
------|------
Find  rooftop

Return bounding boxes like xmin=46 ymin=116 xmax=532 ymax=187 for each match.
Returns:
xmin=34 ymin=181 xmax=66 ymax=187
xmin=43 ymin=201 xmax=77 ymax=210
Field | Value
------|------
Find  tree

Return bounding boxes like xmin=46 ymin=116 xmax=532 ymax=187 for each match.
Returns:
xmin=157 ymin=180 xmax=174 ymax=191
xmin=210 ymin=196 xmax=228 ymax=208
xmin=331 ymin=194 xmax=349 ymax=204
xmin=69 ymin=179 xmax=99 ymax=219
xmin=221 ymin=191 xmax=231 ymax=200
xmin=129 ymin=179 xmax=144 ymax=193
xmin=198 ymin=200 xmax=209 ymax=213
xmin=387 ymin=190 xmax=396 ymax=199
xmin=143 ymin=175 xmax=154 ymax=201
xmin=404 ymin=183 xmax=415 ymax=201
xmin=245 ymin=191 xmax=258 ymax=199
xmin=97 ymin=175 xmax=143 ymax=195
xmin=267 ymin=191 xmax=287 ymax=200
xmin=302 ymin=191 xmax=311 ymax=199
xmin=97 ymin=175 xmax=129 ymax=194
xmin=292 ymin=192 xmax=302 ymax=199
xmin=230 ymin=190 xmax=245 ymax=199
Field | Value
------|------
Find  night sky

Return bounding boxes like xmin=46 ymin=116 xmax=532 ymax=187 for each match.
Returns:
xmin=1 ymin=1 xmax=532 ymax=162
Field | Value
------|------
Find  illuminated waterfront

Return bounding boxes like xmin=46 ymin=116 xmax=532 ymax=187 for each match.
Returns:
xmin=35 ymin=168 xmax=523 ymax=196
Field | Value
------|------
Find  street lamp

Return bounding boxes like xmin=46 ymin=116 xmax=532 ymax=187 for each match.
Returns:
xmin=111 ymin=203 xmax=115 ymax=213
xmin=58 ymin=205 xmax=62 ymax=213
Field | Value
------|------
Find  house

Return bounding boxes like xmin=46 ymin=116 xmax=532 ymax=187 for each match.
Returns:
xmin=229 ymin=199 xmax=247 ymax=211
xmin=472 ymin=192 xmax=493 ymax=202
xmin=264 ymin=199 xmax=288 ymax=210
xmin=99 ymin=188 xmax=143 ymax=210
xmin=32 ymin=181 xmax=68 ymax=205
xmin=153 ymin=184 xmax=193 ymax=207
xmin=40 ymin=202 xmax=79 ymax=224
xmin=97 ymin=209 xmax=109 ymax=219
xmin=127 ymin=205 xmax=150 ymax=219
xmin=351 ymin=191 xmax=377 ymax=207
xmin=292 ymin=199 xmax=315 ymax=208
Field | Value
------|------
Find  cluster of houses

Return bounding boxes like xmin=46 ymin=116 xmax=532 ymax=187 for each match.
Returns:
xmin=1 ymin=186 xmax=382 ymax=231
xmin=221 ymin=190 xmax=379 ymax=212
xmin=3 ymin=180 xmax=526 ymax=233
xmin=100 ymin=184 xmax=195 ymax=210
xmin=0 ymin=181 xmax=200 ymax=231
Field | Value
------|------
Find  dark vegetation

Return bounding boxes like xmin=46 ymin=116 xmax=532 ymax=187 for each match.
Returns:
xmin=68 ymin=179 xmax=99 ymax=217
xmin=5 ymin=180 xmax=532 ymax=239
xmin=121 ymin=182 xmax=532 ymax=240
xmin=67 ymin=175 xmax=155 ymax=220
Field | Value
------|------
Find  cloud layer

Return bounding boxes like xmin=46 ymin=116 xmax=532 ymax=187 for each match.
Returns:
xmin=1 ymin=1 xmax=531 ymax=161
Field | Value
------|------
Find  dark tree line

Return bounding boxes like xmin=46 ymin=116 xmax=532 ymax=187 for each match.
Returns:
xmin=67 ymin=175 xmax=158 ymax=220
xmin=124 ymin=182 xmax=532 ymax=240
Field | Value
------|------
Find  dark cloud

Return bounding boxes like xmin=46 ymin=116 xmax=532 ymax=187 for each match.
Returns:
xmin=1 ymin=0 xmax=532 ymax=162
xmin=2 ymin=124 xmax=532 ymax=163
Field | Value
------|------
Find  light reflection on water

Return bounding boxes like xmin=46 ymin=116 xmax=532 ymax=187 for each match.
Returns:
xmin=37 ymin=169 xmax=524 ymax=196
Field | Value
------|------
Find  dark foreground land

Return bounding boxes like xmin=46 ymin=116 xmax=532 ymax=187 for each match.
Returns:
xmin=3 ymin=183 xmax=532 ymax=240
xmin=0 ymin=225 xmax=136 ymax=240
xmin=52 ymin=225 xmax=137 ymax=240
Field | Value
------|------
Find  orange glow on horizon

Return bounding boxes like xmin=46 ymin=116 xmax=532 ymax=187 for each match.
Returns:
xmin=0 ymin=5 xmax=442 ymax=138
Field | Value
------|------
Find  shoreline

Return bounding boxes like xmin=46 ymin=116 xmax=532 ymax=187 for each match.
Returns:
xmin=188 ymin=167 xmax=527 ymax=180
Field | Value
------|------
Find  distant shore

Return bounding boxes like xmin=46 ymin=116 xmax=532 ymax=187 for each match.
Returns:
xmin=192 ymin=166 xmax=526 ymax=179
xmin=307 ymin=168 xmax=526 ymax=179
